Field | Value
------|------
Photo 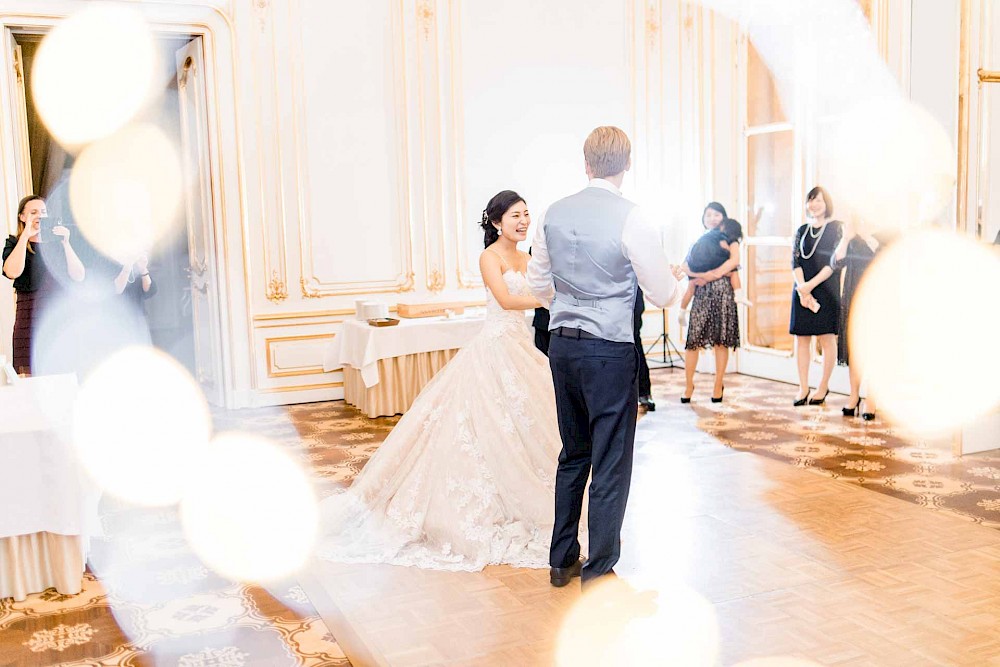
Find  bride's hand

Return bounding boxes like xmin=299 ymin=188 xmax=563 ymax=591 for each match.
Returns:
xmin=669 ymin=264 xmax=685 ymax=281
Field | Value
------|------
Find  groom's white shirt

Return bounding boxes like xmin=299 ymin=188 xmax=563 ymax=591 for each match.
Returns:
xmin=527 ymin=178 xmax=681 ymax=310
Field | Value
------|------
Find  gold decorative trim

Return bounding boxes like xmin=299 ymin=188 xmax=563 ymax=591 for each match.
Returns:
xmin=978 ymin=68 xmax=1000 ymax=83
xmin=178 ymin=55 xmax=195 ymax=89
xmin=266 ymin=270 xmax=287 ymax=302
xmin=301 ymin=276 xmax=321 ymax=298
xmin=253 ymin=0 xmax=269 ymax=32
xmin=12 ymin=44 xmax=23 ymax=84
xmin=252 ymin=300 xmax=486 ymax=323
xmin=417 ymin=0 xmax=435 ymax=40
xmin=254 ymin=308 xmax=357 ymax=321
xmin=645 ymin=2 xmax=660 ymax=49
xmin=254 ymin=320 xmax=343 ymax=329
xmin=265 ymin=333 xmax=334 ymax=378
xmin=957 ymin=0 xmax=973 ymax=239
xmin=427 ymin=268 xmax=445 ymax=292
xmin=954 ymin=0 xmax=971 ymax=457
xmin=416 ymin=0 xmax=448 ymax=292
xmin=261 ymin=381 xmax=343 ymax=394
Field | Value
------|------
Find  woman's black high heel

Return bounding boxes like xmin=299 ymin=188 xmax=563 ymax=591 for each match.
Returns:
xmin=711 ymin=387 xmax=724 ymax=403
xmin=680 ymin=396 xmax=692 ymax=404
xmin=793 ymin=391 xmax=810 ymax=407
xmin=808 ymin=390 xmax=829 ymax=406
xmin=862 ymin=410 xmax=876 ymax=421
xmin=842 ymin=399 xmax=861 ymax=417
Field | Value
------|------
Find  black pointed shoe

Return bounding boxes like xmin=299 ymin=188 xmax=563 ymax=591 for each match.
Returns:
xmin=639 ymin=396 xmax=656 ymax=412
xmin=808 ymin=390 xmax=829 ymax=406
xmin=550 ymin=559 xmax=583 ymax=587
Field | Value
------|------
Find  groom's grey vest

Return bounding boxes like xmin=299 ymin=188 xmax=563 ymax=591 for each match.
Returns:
xmin=544 ymin=186 xmax=638 ymax=344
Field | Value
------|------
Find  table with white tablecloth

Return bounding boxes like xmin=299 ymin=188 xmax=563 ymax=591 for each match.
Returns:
xmin=0 ymin=374 xmax=100 ymax=601
xmin=323 ymin=312 xmax=487 ymax=417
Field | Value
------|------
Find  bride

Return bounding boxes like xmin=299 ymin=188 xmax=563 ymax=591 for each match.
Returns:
xmin=319 ymin=190 xmax=567 ymax=571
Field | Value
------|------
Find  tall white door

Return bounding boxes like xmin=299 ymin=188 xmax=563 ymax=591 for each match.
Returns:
xmin=175 ymin=38 xmax=225 ymax=406
xmin=963 ymin=2 xmax=1000 ymax=455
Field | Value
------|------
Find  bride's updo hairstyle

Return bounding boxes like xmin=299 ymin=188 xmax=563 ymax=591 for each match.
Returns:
xmin=479 ymin=190 xmax=525 ymax=248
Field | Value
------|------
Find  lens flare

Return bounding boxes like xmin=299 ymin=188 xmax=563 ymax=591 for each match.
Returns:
xmin=180 ymin=433 xmax=319 ymax=583
xmin=31 ymin=285 xmax=152 ymax=380
xmin=69 ymin=123 xmax=183 ymax=264
xmin=32 ymin=3 xmax=158 ymax=146
xmin=73 ymin=346 xmax=210 ymax=506
xmin=822 ymin=97 xmax=956 ymax=233
xmin=850 ymin=231 xmax=1000 ymax=435
xmin=556 ymin=578 xmax=718 ymax=666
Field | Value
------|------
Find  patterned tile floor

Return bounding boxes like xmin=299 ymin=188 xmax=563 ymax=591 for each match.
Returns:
xmin=1 ymin=370 xmax=997 ymax=666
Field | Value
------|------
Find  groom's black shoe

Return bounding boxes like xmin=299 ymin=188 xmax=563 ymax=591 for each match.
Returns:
xmin=638 ymin=396 xmax=656 ymax=412
xmin=550 ymin=559 xmax=583 ymax=587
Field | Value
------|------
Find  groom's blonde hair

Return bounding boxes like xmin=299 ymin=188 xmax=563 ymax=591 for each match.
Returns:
xmin=583 ymin=126 xmax=631 ymax=178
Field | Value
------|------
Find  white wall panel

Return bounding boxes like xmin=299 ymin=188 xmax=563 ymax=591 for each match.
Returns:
xmin=453 ymin=0 xmax=634 ymax=285
xmin=296 ymin=0 xmax=412 ymax=294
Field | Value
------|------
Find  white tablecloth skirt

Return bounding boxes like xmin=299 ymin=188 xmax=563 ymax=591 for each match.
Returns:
xmin=0 ymin=532 xmax=86 ymax=602
xmin=344 ymin=348 xmax=460 ymax=417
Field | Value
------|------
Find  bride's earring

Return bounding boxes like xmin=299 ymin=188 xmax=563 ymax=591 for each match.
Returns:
xmin=495 ymin=225 xmax=503 ymax=239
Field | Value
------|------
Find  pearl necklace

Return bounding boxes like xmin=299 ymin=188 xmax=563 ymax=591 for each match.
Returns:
xmin=799 ymin=221 xmax=827 ymax=260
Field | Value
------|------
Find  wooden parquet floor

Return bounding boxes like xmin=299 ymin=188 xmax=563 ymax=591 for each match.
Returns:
xmin=303 ymin=372 xmax=1000 ymax=666
xmin=3 ymin=371 xmax=998 ymax=666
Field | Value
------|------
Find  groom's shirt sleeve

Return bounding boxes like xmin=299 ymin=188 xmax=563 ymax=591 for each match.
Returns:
xmin=527 ymin=211 xmax=555 ymax=307
xmin=622 ymin=207 xmax=681 ymax=309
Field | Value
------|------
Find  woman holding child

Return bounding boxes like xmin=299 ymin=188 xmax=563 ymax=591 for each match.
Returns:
xmin=678 ymin=202 xmax=742 ymax=403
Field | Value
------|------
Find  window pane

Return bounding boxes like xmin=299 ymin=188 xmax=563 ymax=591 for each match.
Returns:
xmin=747 ymin=130 xmax=795 ymax=237
xmin=747 ymin=42 xmax=786 ymax=126
xmin=746 ymin=244 xmax=794 ymax=352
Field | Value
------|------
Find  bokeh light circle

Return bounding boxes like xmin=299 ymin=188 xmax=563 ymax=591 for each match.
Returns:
xmin=32 ymin=3 xmax=157 ymax=146
xmin=556 ymin=578 xmax=718 ymax=666
xmin=823 ymin=97 xmax=955 ymax=234
xmin=73 ymin=346 xmax=211 ymax=506
xmin=180 ymin=433 xmax=319 ymax=583
xmin=69 ymin=123 xmax=183 ymax=264
xmin=850 ymin=230 xmax=1000 ymax=435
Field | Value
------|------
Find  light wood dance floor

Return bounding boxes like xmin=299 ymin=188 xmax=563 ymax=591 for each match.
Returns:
xmin=302 ymin=404 xmax=1000 ymax=666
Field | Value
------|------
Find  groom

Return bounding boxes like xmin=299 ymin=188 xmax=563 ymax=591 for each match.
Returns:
xmin=528 ymin=126 xmax=681 ymax=587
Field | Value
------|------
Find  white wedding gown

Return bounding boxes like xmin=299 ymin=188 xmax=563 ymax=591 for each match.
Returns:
xmin=318 ymin=269 xmax=566 ymax=571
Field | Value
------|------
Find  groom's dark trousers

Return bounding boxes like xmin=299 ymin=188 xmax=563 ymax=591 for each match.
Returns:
xmin=548 ymin=329 xmax=639 ymax=583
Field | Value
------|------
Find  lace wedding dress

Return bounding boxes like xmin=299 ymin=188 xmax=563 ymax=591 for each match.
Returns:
xmin=318 ymin=269 xmax=565 ymax=570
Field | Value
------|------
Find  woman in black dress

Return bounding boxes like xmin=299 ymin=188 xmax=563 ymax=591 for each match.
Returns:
xmin=831 ymin=221 xmax=887 ymax=420
xmin=682 ymin=202 xmax=740 ymax=403
xmin=2 ymin=195 xmax=85 ymax=374
xmin=790 ymin=186 xmax=842 ymax=406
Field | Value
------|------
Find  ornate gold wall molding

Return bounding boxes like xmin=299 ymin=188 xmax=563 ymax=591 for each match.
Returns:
xmin=251 ymin=2 xmax=290 ymax=309
xmin=264 ymin=333 xmax=333 ymax=378
xmin=261 ymin=381 xmax=343 ymax=393
xmin=427 ymin=269 xmax=445 ymax=293
xmin=417 ymin=0 xmax=435 ymax=40
xmin=413 ymin=0 xmax=449 ymax=292
xmin=646 ymin=1 xmax=661 ymax=50
xmin=266 ymin=270 xmax=287 ymax=302
xmin=289 ymin=0 xmax=416 ymax=297
xmin=253 ymin=0 xmax=269 ymax=32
